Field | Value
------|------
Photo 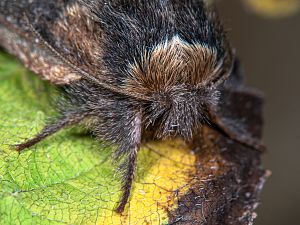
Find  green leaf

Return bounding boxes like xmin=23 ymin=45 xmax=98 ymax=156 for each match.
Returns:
xmin=0 ymin=52 xmax=196 ymax=225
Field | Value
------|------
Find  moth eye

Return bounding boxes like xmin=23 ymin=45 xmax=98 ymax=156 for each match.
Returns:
xmin=170 ymin=124 xmax=179 ymax=130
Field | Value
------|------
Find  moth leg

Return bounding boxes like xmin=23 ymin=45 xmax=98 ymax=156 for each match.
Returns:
xmin=209 ymin=111 xmax=266 ymax=152
xmin=15 ymin=112 xmax=87 ymax=152
xmin=115 ymin=112 xmax=142 ymax=213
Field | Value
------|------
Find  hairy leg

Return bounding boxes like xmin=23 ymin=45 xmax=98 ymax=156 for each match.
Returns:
xmin=15 ymin=112 xmax=88 ymax=152
xmin=115 ymin=111 xmax=142 ymax=213
xmin=115 ymin=145 xmax=139 ymax=213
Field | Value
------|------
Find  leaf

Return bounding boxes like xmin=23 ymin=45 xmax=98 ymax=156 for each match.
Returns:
xmin=0 ymin=52 xmax=268 ymax=225
xmin=0 ymin=52 xmax=197 ymax=224
xmin=243 ymin=0 xmax=300 ymax=18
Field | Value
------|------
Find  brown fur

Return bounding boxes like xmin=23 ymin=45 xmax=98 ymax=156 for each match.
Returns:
xmin=0 ymin=25 xmax=80 ymax=84
xmin=50 ymin=4 xmax=105 ymax=76
xmin=0 ymin=2 xmax=105 ymax=85
xmin=0 ymin=0 xmax=264 ymax=214
xmin=126 ymin=36 xmax=224 ymax=97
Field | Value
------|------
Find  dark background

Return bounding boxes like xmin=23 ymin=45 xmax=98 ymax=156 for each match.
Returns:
xmin=217 ymin=1 xmax=300 ymax=225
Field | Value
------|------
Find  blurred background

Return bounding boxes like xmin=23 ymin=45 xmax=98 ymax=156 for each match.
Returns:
xmin=216 ymin=0 xmax=300 ymax=224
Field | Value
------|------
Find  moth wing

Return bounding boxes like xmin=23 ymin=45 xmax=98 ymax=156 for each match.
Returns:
xmin=223 ymin=59 xmax=245 ymax=89
xmin=0 ymin=0 xmax=104 ymax=85
xmin=215 ymin=62 xmax=264 ymax=143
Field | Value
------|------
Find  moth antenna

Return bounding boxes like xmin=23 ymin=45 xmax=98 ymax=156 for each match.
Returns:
xmin=204 ymin=47 xmax=235 ymax=87
xmin=23 ymin=13 xmax=150 ymax=101
xmin=213 ymin=49 xmax=235 ymax=87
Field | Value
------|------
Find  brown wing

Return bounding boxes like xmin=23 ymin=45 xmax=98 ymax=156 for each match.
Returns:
xmin=209 ymin=60 xmax=265 ymax=151
xmin=0 ymin=0 xmax=104 ymax=85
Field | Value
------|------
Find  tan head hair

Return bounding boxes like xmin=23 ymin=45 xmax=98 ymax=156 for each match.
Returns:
xmin=126 ymin=36 xmax=225 ymax=96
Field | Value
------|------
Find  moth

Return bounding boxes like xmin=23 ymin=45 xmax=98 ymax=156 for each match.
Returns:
xmin=0 ymin=0 xmax=264 ymax=213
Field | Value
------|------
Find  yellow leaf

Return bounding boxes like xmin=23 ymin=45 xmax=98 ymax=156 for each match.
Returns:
xmin=0 ymin=52 xmax=196 ymax=225
xmin=243 ymin=0 xmax=300 ymax=17
xmin=99 ymin=140 xmax=196 ymax=225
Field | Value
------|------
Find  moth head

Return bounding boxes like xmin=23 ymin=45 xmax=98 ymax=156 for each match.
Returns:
xmin=126 ymin=36 xmax=232 ymax=139
xmin=145 ymin=84 xmax=220 ymax=140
